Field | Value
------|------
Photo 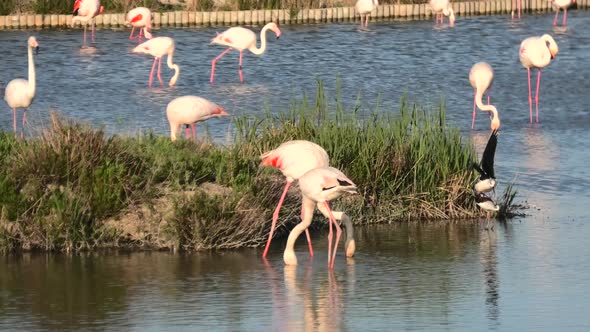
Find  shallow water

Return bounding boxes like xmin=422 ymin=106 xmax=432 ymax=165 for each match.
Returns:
xmin=1 ymin=11 xmax=590 ymax=331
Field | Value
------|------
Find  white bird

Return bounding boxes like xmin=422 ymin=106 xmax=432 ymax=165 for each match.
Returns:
xmin=430 ymin=0 xmax=455 ymax=26
xmin=72 ymin=0 xmax=103 ymax=46
xmin=355 ymin=0 xmax=379 ymax=29
xmin=132 ymin=37 xmax=180 ymax=88
xmin=473 ymin=129 xmax=498 ymax=195
xmin=469 ymin=62 xmax=494 ymax=129
xmin=283 ymin=166 xmax=357 ymax=269
xmin=551 ymin=0 xmax=576 ymax=27
xmin=4 ymin=36 xmax=39 ymax=138
xmin=210 ymin=22 xmax=281 ymax=84
xmin=166 ymin=96 xmax=229 ymax=142
xmin=519 ymin=34 xmax=559 ymax=123
xmin=126 ymin=7 xmax=153 ymax=43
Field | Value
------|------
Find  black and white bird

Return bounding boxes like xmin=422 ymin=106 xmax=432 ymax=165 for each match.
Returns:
xmin=474 ymin=191 xmax=500 ymax=229
xmin=473 ymin=129 xmax=498 ymax=194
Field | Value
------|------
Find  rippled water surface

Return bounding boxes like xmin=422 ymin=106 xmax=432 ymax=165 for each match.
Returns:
xmin=1 ymin=10 xmax=590 ymax=331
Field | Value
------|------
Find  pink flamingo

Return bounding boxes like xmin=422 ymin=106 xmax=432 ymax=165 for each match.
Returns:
xmin=355 ymin=0 xmax=379 ymax=29
xmin=430 ymin=0 xmax=455 ymax=26
xmin=126 ymin=7 xmax=153 ymax=43
xmin=511 ymin=0 xmax=522 ymax=20
xmin=132 ymin=37 xmax=180 ymax=88
xmin=210 ymin=22 xmax=281 ymax=84
xmin=469 ymin=62 xmax=494 ymax=129
xmin=551 ymin=0 xmax=576 ymax=27
xmin=3 ymin=36 xmax=39 ymax=138
xmin=166 ymin=96 xmax=229 ymax=142
xmin=519 ymin=34 xmax=559 ymax=123
xmin=283 ymin=166 xmax=357 ymax=269
xmin=72 ymin=0 xmax=104 ymax=46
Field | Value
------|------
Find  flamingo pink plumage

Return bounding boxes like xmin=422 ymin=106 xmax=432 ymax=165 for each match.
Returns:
xmin=210 ymin=22 xmax=281 ymax=84
xmin=126 ymin=7 xmax=153 ymax=43
xmin=132 ymin=37 xmax=180 ymax=88
xmin=166 ymin=96 xmax=229 ymax=142
xmin=72 ymin=0 xmax=104 ymax=46
xmin=283 ymin=166 xmax=357 ymax=269
xmin=519 ymin=34 xmax=559 ymax=123
xmin=4 ymin=36 xmax=39 ymax=138
xmin=469 ymin=62 xmax=494 ymax=129
xmin=551 ymin=0 xmax=576 ymax=27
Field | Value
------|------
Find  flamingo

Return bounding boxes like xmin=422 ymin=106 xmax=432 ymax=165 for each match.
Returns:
xmin=355 ymin=0 xmax=379 ymax=29
xmin=551 ymin=0 xmax=576 ymax=27
xmin=430 ymin=0 xmax=455 ymax=26
xmin=210 ymin=22 xmax=281 ymax=84
xmin=519 ymin=34 xmax=559 ymax=123
xmin=4 ymin=36 xmax=39 ymax=138
xmin=132 ymin=37 xmax=180 ymax=88
xmin=126 ymin=7 xmax=153 ymax=43
xmin=283 ymin=166 xmax=357 ymax=269
xmin=511 ymin=0 xmax=522 ymax=20
xmin=473 ymin=129 xmax=498 ymax=195
xmin=260 ymin=140 xmax=356 ymax=259
xmin=166 ymin=96 xmax=229 ymax=142
xmin=72 ymin=0 xmax=104 ymax=46
xmin=469 ymin=62 xmax=494 ymax=129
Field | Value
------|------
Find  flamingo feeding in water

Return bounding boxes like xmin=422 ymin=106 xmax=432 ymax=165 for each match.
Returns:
xmin=473 ymin=129 xmax=499 ymax=195
xmin=166 ymin=96 xmax=229 ymax=142
xmin=126 ymin=7 xmax=153 ymax=43
xmin=132 ymin=37 xmax=180 ymax=88
xmin=4 ymin=36 xmax=39 ymax=138
xmin=72 ymin=0 xmax=104 ymax=46
xmin=551 ymin=0 xmax=576 ymax=27
xmin=519 ymin=34 xmax=558 ymax=123
xmin=210 ymin=22 xmax=281 ymax=84
xmin=355 ymin=0 xmax=379 ymax=29
xmin=283 ymin=166 xmax=357 ymax=269
xmin=430 ymin=0 xmax=455 ymax=26
xmin=469 ymin=62 xmax=494 ymax=129
xmin=260 ymin=140 xmax=357 ymax=259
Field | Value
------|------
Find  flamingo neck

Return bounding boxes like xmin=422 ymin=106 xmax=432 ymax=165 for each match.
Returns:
xmin=166 ymin=49 xmax=180 ymax=87
xmin=28 ymin=44 xmax=36 ymax=98
xmin=284 ymin=197 xmax=316 ymax=254
xmin=475 ymin=92 xmax=500 ymax=129
xmin=249 ymin=24 xmax=272 ymax=55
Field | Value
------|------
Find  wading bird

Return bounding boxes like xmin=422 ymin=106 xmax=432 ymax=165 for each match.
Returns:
xmin=166 ymin=96 xmax=229 ymax=142
xmin=355 ymin=0 xmax=379 ymax=29
xmin=260 ymin=140 xmax=356 ymax=259
xmin=519 ymin=34 xmax=558 ymax=123
xmin=126 ymin=7 xmax=153 ymax=43
xmin=210 ymin=22 xmax=281 ymax=84
xmin=469 ymin=62 xmax=494 ymax=129
xmin=132 ymin=37 xmax=180 ymax=88
xmin=474 ymin=192 xmax=499 ymax=229
xmin=473 ymin=129 xmax=498 ymax=195
xmin=72 ymin=0 xmax=103 ymax=46
xmin=4 ymin=36 xmax=39 ymax=138
xmin=283 ymin=166 xmax=357 ymax=269
xmin=430 ymin=0 xmax=455 ymax=26
xmin=551 ymin=0 xmax=576 ymax=27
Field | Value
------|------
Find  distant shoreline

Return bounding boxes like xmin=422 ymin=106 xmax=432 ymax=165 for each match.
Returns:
xmin=0 ymin=0 xmax=581 ymax=30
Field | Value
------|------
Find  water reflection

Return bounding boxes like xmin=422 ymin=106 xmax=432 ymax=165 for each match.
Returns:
xmin=480 ymin=229 xmax=499 ymax=325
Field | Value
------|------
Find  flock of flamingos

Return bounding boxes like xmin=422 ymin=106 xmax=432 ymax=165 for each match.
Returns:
xmin=1 ymin=0 xmax=574 ymax=268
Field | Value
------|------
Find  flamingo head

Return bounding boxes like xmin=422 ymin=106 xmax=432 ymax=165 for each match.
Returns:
xmin=542 ymin=34 xmax=559 ymax=59
xmin=28 ymin=36 xmax=39 ymax=54
xmin=267 ymin=22 xmax=281 ymax=39
xmin=212 ymin=107 xmax=229 ymax=118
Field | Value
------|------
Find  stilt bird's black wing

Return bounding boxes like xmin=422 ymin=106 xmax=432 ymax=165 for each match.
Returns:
xmin=481 ymin=129 xmax=498 ymax=179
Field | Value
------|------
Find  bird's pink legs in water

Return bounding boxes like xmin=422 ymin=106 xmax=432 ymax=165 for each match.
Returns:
xmin=129 ymin=27 xmax=135 ymax=40
xmin=157 ymin=57 xmax=164 ymax=86
xmin=129 ymin=27 xmax=144 ymax=43
xmin=527 ymin=68 xmax=533 ymax=123
xmin=563 ymin=9 xmax=567 ymax=27
xmin=323 ymin=201 xmax=341 ymax=269
xmin=535 ymin=70 xmax=541 ymax=123
xmin=365 ymin=15 xmax=369 ymax=27
xmin=472 ymin=89 xmax=477 ymax=129
xmin=185 ymin=125 xmax=190 ymax=139
xmin=554 ymin=9 xmax=559 ymax=26
xmin=300 ymin=205 xmax=314 ymax=256
xmin=21 ymin=110 xmax=26 ymax=139
xmin=191 ymin=125 xmax=197 ymax=141
xmin=239 ymin=51 xmax=244 ymax=83
xmin=148 ymin=57 xmax=158 ymax=87
xmin=262 ymin=181 xmax=313 ymax=258
xmin=91 ymin=22 xmax=96 ymax=43
xmin=210 ymin=48 xmax=232 ymax=84
xmin=83 ymin=25 xmax=87 ymax=47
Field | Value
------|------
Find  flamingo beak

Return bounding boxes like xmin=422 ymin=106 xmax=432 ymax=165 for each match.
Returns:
xmin=274 ymin=28 xmax=281 ymax=39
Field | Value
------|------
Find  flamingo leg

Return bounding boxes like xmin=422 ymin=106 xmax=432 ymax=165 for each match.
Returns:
xmin=563 ymin=8 xmax=567 ymax=27
xmin=238 ymin=50 xmax=244 ymax=83
xmin=12 ymin=108 xmax=16 ymax=137
xmin=262 ymin=181 xmax=292 ymax=258
xmin=21 ymin=109 xmax=26 ymax=139
xmin=324 ymin=202 xmax=341 ymax=269
xmin=554 ymin=9 xmax=559 ymax=26
xmin=327 ymin=204 xmax=333 ymax=267
xmin=210 ymin=48 xmax=232 ymax=84
xmin=83 ymin=25 xmax=87 ymax=47
xmin=535 ymin=69 xmax=541 ymax=123
xmin=360 ymin=14 xmax=364 ymax=28
xmin=472 ymin=88 xmax=477 ymax=129
xmin=518 ymin=0 xmax=521 ymax=19
xmin=365 ymin=14 xmax=369 ymax=27
xmin=91 ymin=22 xmax=95 ymax=43
xmin=191 ymin=124 xmax=197 ymax=142
xmin=139 ymin=28 xmax=143 ymax=43
xmin=185 ymin=125 xmax=190 ymax=139
xmin=157 ymin=57 xmax=164 ymax=87
xmin=148 ymin=57 xmax=158 ymax=87
xmin=527 ymin=68 xmax=533 ymax=123
xmin=129 ymin=27 xmax=136 ymax=40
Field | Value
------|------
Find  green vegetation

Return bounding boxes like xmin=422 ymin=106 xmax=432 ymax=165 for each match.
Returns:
xmin=0 ymin=81 xmax=516 ymax=252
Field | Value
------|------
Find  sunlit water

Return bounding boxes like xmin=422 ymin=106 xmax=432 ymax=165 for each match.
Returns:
xmin=1 ymin=11 xmax=590 ymax=331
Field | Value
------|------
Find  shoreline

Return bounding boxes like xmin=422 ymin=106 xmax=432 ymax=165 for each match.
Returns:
xmin=0 ymin=0 xmax=585 ymax=30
